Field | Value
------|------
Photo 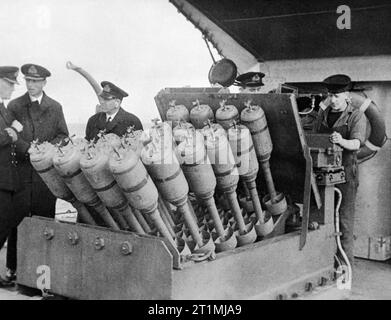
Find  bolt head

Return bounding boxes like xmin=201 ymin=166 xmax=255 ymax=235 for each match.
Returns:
xmin=67 ymin=231 xmax=79 ymax=245
xmin=276 ymin=293 xmax=288 ymax=300
xmin=305 ymin=282 xmax=313 ymax=292
xmin=43 ymin=228 xmax=54 ymax=240
xmin=319 ymin=277 xmax=328 ymax=286
xmin=120 ymin=241 xmax=132 ymax=255
xmin=94 ymin=237 xmax=105 ymax=250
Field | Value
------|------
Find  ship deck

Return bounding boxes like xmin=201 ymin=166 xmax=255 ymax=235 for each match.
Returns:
xmin=0 ymin=244 xmax=390 ymax=300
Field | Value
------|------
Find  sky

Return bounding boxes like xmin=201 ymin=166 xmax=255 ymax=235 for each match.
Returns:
xmin=0 ymin=0 xmax=217 ymax=125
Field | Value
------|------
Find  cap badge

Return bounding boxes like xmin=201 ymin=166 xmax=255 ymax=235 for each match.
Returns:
xmin=103 ymin=85 xmax=111 ymax=92
xmin=14 ymin=71 xmax=18 ymax=78
xmin=28 ymin=65 xmax=38 ymax=75
xmin=252 ymin=74 xmax=260 ymax=82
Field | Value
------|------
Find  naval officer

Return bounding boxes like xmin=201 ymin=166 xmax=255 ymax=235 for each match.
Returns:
xmin=235 ymin=72 xmax=265 ymax=92
xmin=6 ymin=63 xmax=69 ymax=281
xmin=85 ymin=81 xmax=143 ymax=141
xmin=0 ymin=66 xmax=25 ymax=287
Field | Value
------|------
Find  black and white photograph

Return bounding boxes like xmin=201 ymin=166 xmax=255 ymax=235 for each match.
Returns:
xmin=0 ymin=0 xmax=390 ymax=306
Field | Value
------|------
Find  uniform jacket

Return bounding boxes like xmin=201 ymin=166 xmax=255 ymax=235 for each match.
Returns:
xmin=313 ymin=102 xmax=366 ymax=182
xmin=85 ymin=107 xmax=143 ymax=141
xmin=7 ymin=92 xmax=69 ymax=183
xmin=0 ymin=103 xmax=20 ymax=191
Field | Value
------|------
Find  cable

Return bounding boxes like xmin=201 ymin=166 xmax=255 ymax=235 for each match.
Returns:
xmin=298 ymin=106 xmax=315 ymax=115
xmin=334 ymin=254 xmax=342 ymax=269
xmin=334 ymin=187 xmax=352 ymax=290
xmin=298 ymin=96 xmax=316 ymax=115
xmin=203 ymin=36 xmax=216 ymax=64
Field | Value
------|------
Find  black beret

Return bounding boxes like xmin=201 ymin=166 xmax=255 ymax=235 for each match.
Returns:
xmin=235 ymin=71 xmax=265 ymax=88
xmin=323 ymin=74 xmax=352 ymax=93
xmin=21 ymin=64 xmax=51 ymax=80
xmin=99 ymin=81 xmax=129 ymax=100
xmin=0 ymin=66 xmax=19 ymax=84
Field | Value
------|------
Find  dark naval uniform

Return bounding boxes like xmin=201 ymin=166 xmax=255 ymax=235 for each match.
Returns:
xmin=313 ymin=75 xmax=367 ymax=265
xmin=0 ymin=101 xmax=24 ymax=249
xmin=6 ymin=64 xmax=68 ymax=275
xmin=85 ymin=107 xmax=143 ymax=141
xmin=0 ymin=66 xmax=28 ymax=287
xmin=85 ymin=81 xmax=143 ymax=141
xmin=8 ymin=91 xmax=69 ymax=217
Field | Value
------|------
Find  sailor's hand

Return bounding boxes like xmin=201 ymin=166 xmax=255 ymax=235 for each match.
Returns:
xmin=11 ymin=120 xmax=23 ymax=132
xmin=5 ymin=128 xmax=18 ymax=142
xmin=320 ymin=96 xmax=331 ymax=110
xmin=330 ymin=131 xmax=343 ymax=144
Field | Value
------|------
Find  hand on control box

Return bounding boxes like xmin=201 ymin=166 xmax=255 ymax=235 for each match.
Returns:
xmin=319 ymin=96 xmax=331 ymax=110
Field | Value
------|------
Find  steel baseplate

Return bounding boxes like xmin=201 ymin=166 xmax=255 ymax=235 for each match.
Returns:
xmin=17 ymin=216 xmax=337 ymax=300
xmin=17 ymin=217 xmax=178 ymax=300
xmin=171 ymin=224 xmax=336 ymax=300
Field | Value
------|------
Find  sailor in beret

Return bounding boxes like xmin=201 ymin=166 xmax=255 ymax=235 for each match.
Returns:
xmin=313 ymin=74 xmax=368 ymax=267
xmin=0 ymin=66 xmax=26 ymax=287
xmin=323 ymin=74 xmax=352 ymax=94
xmin=85 ymin=81 xmax=143 ymax=141
xmin=6 ymin=63 xmax=69 ymax=280
xmin=235 ymin=71 xmax=265 ymax=92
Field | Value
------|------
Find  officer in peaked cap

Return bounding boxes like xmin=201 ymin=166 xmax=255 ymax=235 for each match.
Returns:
xmin=235 ymin=71 xmax=265 ymax=88
xmin=6 ymin=63 xmax=69 ymax=281
xmin=99 ymin=81 xmax=128 ymax=100
xmin=85 ymin=81 xmax=143 ymax=141
xmin=0 ymin=66 xmax=20 ymax=85
xmin=0 ymin=66 xmax=26 ymax=287
xmin=313 ymin=74 xmax=367 ymax=268
xmin=21 ymin=63 xmax=51 ymax=80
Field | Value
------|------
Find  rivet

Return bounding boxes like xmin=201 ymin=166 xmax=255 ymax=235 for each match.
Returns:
xmin=276 ymin=293 xmax=288 ymax=300
xmin=319 ymin=277 xmax=328 ymax=286
xmin=43 ymin=227 xmax=54 ymax=240
xmin=305 ymin=282 xmax=313 ymax=292
xmin=94 ymin=237 xmax=105 ymax=250
xmin=67 ymin=231 xmax=79 ymax=245
xmin=120 ymin=241 xmax=132 ymax=255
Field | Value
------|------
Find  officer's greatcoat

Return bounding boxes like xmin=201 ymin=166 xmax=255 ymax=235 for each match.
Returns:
xmin=7 ymin=92 xmax=69 ymax=217
xmin=0 ymin=102 xmax=24 ymax=248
